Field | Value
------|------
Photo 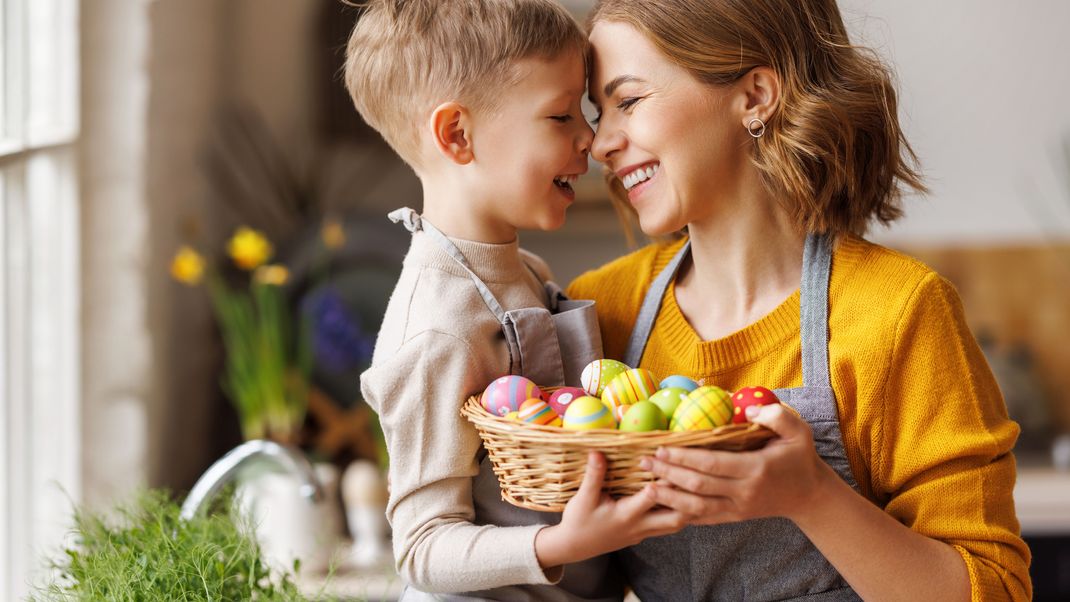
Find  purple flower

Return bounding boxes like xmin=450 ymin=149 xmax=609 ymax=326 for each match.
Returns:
xmin=303 ymin=288 xmax=374 ymax=372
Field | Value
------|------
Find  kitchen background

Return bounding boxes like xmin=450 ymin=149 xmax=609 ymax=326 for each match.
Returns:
xmin=2 ymin=0 xmax=1069 ymax=599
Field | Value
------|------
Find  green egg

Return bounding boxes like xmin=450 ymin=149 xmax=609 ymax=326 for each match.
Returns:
xmin=619 ymin=401 xmax=668 ymax=432
xmin=648 ymin=387 xmax=689 ymax=419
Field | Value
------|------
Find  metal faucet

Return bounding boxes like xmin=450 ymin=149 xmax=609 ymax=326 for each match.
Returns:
xmin=180 ymin=439 xmax=324 ymax=522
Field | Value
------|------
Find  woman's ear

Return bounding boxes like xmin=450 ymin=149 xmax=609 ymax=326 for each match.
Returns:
xmin=429 ymin=101 xmax=475 ymax=165
xmin=738 ymin=66 xmax=781 ymax=128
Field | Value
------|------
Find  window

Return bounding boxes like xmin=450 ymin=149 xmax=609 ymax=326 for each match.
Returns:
xmin=1 ymin=0 xmax=80 ymax=599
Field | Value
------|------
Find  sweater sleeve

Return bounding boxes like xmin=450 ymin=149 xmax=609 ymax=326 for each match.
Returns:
xmin=875 ymin=273 xmax=1031 ymax=601
xmin=359 ymin=329 xmax=557 ymax=593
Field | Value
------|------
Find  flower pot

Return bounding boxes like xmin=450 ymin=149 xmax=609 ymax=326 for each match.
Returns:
xmin=236 ymin=460 xmax=343 ymax=574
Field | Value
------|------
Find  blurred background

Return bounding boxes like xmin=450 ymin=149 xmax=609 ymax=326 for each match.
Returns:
xmin=2 ymin=0 xmax=1069 ymax=599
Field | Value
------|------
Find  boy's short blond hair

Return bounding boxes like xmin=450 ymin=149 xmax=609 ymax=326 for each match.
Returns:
xmin=344 ymin=0 xmax=586 ymax=168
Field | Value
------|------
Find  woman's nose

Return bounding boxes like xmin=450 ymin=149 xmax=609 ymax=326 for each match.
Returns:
xmin=590 ymin=120 xmax=622 ymax=164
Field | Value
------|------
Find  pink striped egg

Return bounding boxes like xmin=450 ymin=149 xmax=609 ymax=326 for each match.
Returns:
xmin=481 ymin=375 xmax=543 ymax=417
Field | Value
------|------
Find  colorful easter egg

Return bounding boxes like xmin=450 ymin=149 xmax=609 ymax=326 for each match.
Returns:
xmin=548 ymin=387 xmax=586 ymax=417
xmin=648 ymin=387 xmax=689 ymax=419
xmin=504 ymin=411 xmax=519 ymax=421
xmin=481 ymin=375 xmax=543 ymax=417
xmin=670 ymin=386 xmax=733 ymax=432
xmin=602 ymin=368 xmax=659 ymax=413
xmin=611 ymin=403 xmax=631 ymax=423
xmin=580 ymin=359 xmax=629 ymax=397
xmin=619 ymin=401 xmax=668 ymax=432
xmin=659 ymin=375 xmax=699 ymax=392
xmin=518 ymin=398 xmax=562 ymax=427
xmin=562 ymin=396 xmax=617 ymax=430
xmin=731 ymin=386 xmax=782 ymax=424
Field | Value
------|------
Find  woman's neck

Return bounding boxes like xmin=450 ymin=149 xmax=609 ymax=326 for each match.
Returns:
xmin=674 ymin=187 xmax=805 ymax=342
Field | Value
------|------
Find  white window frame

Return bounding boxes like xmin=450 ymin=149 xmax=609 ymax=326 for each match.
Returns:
xmin=1 ymin=0 xmax=80 ymax=599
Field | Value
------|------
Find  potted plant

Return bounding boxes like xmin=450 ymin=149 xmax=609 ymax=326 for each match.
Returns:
xmin=35 ymin=490 xmax=311 ymax=600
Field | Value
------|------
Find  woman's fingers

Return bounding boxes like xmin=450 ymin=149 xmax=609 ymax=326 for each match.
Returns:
xmin=641 ymin=455 xmax=741 ymax=497
xmin=651 ymin=446 xmax=751 ymax=478
xmin=650 ymin=482 xmax=739 ymax=524
xmin=747 ymin=403 xmax=810 ymax=439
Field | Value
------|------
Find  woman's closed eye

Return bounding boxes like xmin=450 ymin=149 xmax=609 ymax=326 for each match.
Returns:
xmin=589 ymin=96 xmax=643 ymax=125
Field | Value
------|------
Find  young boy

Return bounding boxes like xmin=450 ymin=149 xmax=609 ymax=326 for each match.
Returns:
xmin=348 ymin=1 xmax=683 ymax=599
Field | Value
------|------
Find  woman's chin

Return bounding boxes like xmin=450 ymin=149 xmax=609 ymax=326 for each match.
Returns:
xmin=638 ymin=213 xmax=686 ymax=238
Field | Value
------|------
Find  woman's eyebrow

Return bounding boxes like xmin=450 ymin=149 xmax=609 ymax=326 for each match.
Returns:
xmin=589 ymin=74 xmax=645 ymax=105
xmin=603 ymin=75 xmax=644 ymax=98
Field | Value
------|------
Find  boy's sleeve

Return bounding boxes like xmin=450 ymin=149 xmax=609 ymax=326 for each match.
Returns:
xmin=874 ymin=273 xmax=1032 ymax=600
xmin=359 ymin=329 xmax=559 ymax=593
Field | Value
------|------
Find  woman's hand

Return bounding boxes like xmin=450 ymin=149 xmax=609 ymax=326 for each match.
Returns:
xmin=534 ymin=451 xmax=687 ymax=569
xmin=640 ymin=404 xmax=836 ymax=525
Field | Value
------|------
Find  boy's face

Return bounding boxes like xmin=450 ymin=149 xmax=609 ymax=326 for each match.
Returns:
xmin=469 ymin=50 xmax=594 ymax=235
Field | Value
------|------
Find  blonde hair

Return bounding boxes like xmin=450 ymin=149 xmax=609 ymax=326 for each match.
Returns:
xmin=590 ymin=0 xmax=926 ymax=237
xmin=344 ymin=0 xmax=586 ymax=169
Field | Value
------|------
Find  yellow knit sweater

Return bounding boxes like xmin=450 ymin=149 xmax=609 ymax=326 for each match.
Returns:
xmin=567 ymin=235 xmax=1031 ymax=601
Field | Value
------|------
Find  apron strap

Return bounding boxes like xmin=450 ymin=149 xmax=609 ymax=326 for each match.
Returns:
xmin=623 ymin=234 xmax=833 ymax=389
xmin=623 ymin=240 xmax=691 ymax=368
xmin=388 ymin=207 xmax=509 ymax=323
xmin=800 ymin=233 xmax=833 ymax=389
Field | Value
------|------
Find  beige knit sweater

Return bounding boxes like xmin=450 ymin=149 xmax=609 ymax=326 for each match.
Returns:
xmin=360 ymin=229 xmax=623 ymax=600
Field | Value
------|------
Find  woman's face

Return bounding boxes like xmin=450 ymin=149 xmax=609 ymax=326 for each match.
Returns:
xmin=588 ymin=21 xmax=751 ymax=236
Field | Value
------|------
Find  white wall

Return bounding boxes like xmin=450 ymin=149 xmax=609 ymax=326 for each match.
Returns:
xmin=564 ymin=0 xmax=1070 ymax=246
xmin=823 ymin=0 xmax=1070 ymax=245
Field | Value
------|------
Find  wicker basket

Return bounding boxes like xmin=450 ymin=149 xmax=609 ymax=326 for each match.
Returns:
xmin=461 ymin=394 xmax=777 ymax=512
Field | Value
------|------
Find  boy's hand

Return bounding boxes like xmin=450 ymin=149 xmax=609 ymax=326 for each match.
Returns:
xmin=534 ymin=451 xmax=688 ymax=569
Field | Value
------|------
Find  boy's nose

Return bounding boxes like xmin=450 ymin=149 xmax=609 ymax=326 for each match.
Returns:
xmin=576 ymin=121 xmax=595 ymax=156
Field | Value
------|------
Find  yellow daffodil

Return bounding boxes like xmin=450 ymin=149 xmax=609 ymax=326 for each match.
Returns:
xmin=321 ymin=219 xmax=346 ymax=250
xmin=170 ymin=246 xmax=206 ymax=286
xmin=254 ymin=264 xmax=290 ymax=286
xmin=227 ymin=226 xmax=273 ymax=270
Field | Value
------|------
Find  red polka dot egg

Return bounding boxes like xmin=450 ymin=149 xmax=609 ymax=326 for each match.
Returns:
xmin=731 ymin=386 xmax=781 ymax=423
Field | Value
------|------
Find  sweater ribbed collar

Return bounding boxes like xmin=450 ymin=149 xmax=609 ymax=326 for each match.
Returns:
xmin=405 ymin=229 xmax=531 ymax=284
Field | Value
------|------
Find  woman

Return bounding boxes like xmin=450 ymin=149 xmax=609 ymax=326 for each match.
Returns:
xmin=567 ymin=0 xmax=1031 ymax=599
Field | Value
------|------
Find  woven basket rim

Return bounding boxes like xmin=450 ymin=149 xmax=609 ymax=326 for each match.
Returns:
xmin=461 ymin=394 xmax=772 ymax=447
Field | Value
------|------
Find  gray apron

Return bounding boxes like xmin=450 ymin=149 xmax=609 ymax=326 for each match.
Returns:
xmin=389 ymin=208 xmax=622 ymax=602
xmin=389 ymin=208 xmax=602 ymax=387
xmin=621 ymin=234 xmax=862 ymax=601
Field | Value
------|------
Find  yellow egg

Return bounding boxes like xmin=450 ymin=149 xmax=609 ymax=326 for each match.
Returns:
xmin=601 ymin=368 xmax=659 ymax=414
xmin=670 ymin=386 xmax=733 ymax=432
xmin=563 ymin=396 xmax=617 ymax=430
xmin=504 ymin=411 xmax=519 ymax=421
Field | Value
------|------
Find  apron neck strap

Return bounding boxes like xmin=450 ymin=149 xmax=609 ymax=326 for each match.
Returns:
xmin=388 ymin=207 xmax=508 ymax=323
xmin=623 ymin=233 xmax=833 ymax=389
xmin=800 ymin=233 xmax=832 ymax=388
xmin=623 ymin=240 xmax=691 ymax=368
